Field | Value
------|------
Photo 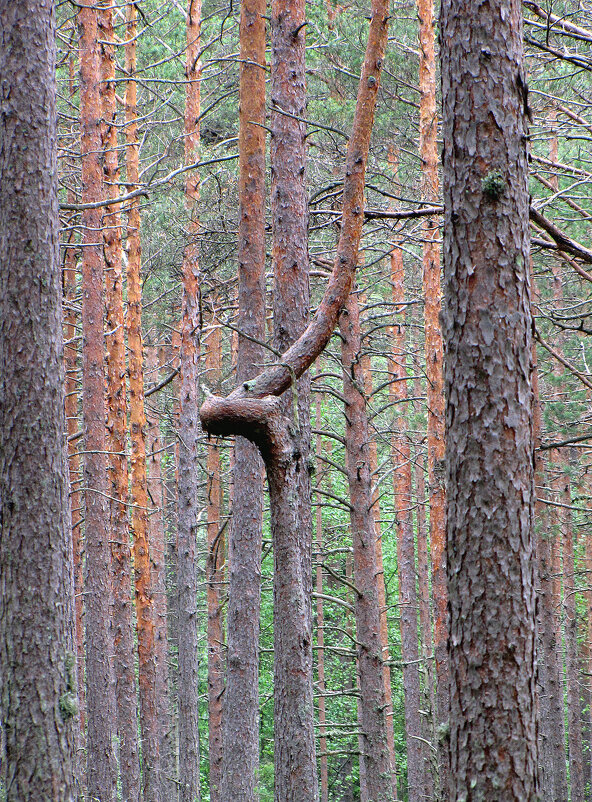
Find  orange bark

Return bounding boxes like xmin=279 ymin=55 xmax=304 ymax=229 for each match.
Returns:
xmin=100 ymin=4 xmax=141 ymax=797
xmin=125 ymin=4 xmax=160 ymax=798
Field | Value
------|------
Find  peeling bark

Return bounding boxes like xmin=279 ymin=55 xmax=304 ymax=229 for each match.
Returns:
xmin=441 ymin=0 xmax=539 ymax=794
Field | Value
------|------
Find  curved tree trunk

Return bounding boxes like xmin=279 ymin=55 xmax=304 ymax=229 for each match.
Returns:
xmin=0 ymin=2 xmax=77 ymax=797
xmin=440 ymin=0 xmax=539 ymax=794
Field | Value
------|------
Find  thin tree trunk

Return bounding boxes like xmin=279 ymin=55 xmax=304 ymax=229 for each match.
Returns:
xmin=100 ymin=5 xmax=141 ymax=798
xmin=204 ymin=320 xmax=225 ymax=802
xmin=314 ymin=385 xmax=329 ymax=802
xmin=125 ymin=4 xmax=160 ymax=798
xmin=177 ymin=2 xmax=202 ymax=799
xmin=78 ymin=4 xmax=118 ymax=798
xmin=563 ymin=470 xmax=585 ymax=802
xmin=270 ymin=0 xmax=317 ymax=793
xmin=416 ymin=0 xmax=449 ymax=782
xmin=440 ymin=0 xmax=539 ymax=793
xmin=146 ymin=345 xmax=174 ymax=801
xmin=0 ymin=2 xmax=77 ymax=797
xmin=389 ymin=257 xmax=424 ymax=802
xmin=361 ymin=300 xmax=399 ymax=799
xmin=340 ymin=288 xmax=395 ymax=802
xmin=219 ymin=0 xmax=266 ymax=794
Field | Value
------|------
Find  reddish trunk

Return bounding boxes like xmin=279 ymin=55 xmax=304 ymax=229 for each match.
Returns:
xmin=99 ymin=5 xmax=141 ymax=798
xmin=219 ymin=0 xmax=266 ymax=794
xmin=78 ymin=5 xmax=117 ymax=799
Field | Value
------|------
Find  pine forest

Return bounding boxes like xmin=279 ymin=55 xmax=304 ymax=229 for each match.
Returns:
xmin=2 ymin=0 xmax=592 ymax=799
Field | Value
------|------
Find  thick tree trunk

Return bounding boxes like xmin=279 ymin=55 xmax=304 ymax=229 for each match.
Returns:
xmin=440 ymin=0 xmax=539 ymax=795
xmin=340 ymin=289 xmax=395 ymax=802
xmin=100 ymin=6 xmax=142 ymax=799
xmin=388 ymin=260 xmax=424 ymax=802
xmin=204 ymin=320 xmax=225 ymax=802
xmin=78 ymin=4 xmax=118 ymax=799
xmin=125 ymin=5 xmax=161 ymax=799
xmin=0 ymin=3 xmax=77 ymax=797
xmin=177 ymin=3 xmax=202 ymax=800
xmin=219 ymin=0 xmax=266 ymax=794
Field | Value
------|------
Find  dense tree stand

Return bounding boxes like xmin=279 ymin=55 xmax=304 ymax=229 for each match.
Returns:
xmin=440 ymin=0 xmax=539 ymax=796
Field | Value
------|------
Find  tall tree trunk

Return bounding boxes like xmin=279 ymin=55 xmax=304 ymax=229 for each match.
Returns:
xmin=416 ymin=0 xmax=449 ymax=784
xmin=440 ymin=0 xmax=539 ymax=794
xmin=219 ymin=0 xmax=266 ymax=795
xmin=204 ymin=320 xmax=225 ymax=802
xmin=177 ymin=2 xmax=203 ymax=799
xmin=314 ymin=384 xmax=329 ymax=802
xmin=100 ymin=5 xmax=142 ymax=799
xmin=562 ymin=470 xmax=585 ymax=802
xmin=78 ymin=4 xmax=118 ymax=798
xmin=361 ymin=324 xmax=399 ymax=799
xmin=340 ymin=289 xmax=395 ymax=802
xmin=146 ymin=346 xmax=174 ymax=801
xmin=201 ymin=1 xmax=389 ymax=794
xmin=270 ymin=0 xmax=317 ymax=794
xmin=0 ymin=2 xmax=77 ymax=797
xmin=125 ymin=5 xmax=160 ymax=798
xmin=388 ymin=258 xmax=424 ymax=802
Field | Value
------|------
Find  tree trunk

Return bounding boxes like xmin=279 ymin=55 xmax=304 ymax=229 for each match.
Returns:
xmin=388 ymin=259 xmax=424 ymax=802
xmin=125 ymin=4 xmax=161 ymax=798
xmin=177 ymin=3 xmax=203 ymax=800
xmin=417 ymin=0 xmax=449 ymax=784
xmin=219 ymin=0 xmax=266 ymax=794
xmin=145 ymin=346 xmax=174 ymax=801
xmin=0 ymin=2 xmax=77 ymax=797
xmin=270 ymin=0 xmax=317 ymax=793
xmin=340 ymin=289 xmax=395 ymax=802
xmin=204 ymin=320 xmax=225 ymax=802
xmin=78 ymin=4 xmax=118 ymax=798
xmin=440 ymin=0 xmax=539 ymax=794
xmin=100 ymin=5 xmax=142 ymax=798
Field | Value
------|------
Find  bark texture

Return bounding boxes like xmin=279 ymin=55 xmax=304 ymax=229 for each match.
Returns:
xmin=440 ymin=0 xmax=539 ymax=796
xmin=177 ymin=2 xmax=202 ymax=799
xmin=0 ymin=3 xmax=77 ymax=798
xmin=100 ymin=5 xmax=141 ymax=798
xmin=79 ymin=4 xmax=118 ymax=798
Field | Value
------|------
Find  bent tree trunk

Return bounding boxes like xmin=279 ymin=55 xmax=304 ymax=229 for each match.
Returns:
xmin=0 ymin=2 xmax=77 ymax=798
xmin=440 ymin=0 xmax=539 ymax=796
xmin=201 ymin=0 xmax=389 ymax=794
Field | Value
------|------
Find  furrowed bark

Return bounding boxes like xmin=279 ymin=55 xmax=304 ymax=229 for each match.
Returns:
xmin=125 ymin=4 xmax=161 ymax=798
xmin=270 ymin=0 xmax=317 ymax=792
xmin=340 ymin=289 xmax=395 ymax=802
xmin=0 ymin=2 xmax=77 ymax=797
xmin=100 ymin=5 xmax=141 ymax=798
xmin=219 ymin=0 xmax=266 ymax=793
xmin=78 ymin=4 xmax=118 ymax=798
xmin=440 ymin=0 xmax=539 ymax=794
xmin=177 ymin=2 xmax=202 ymax=799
